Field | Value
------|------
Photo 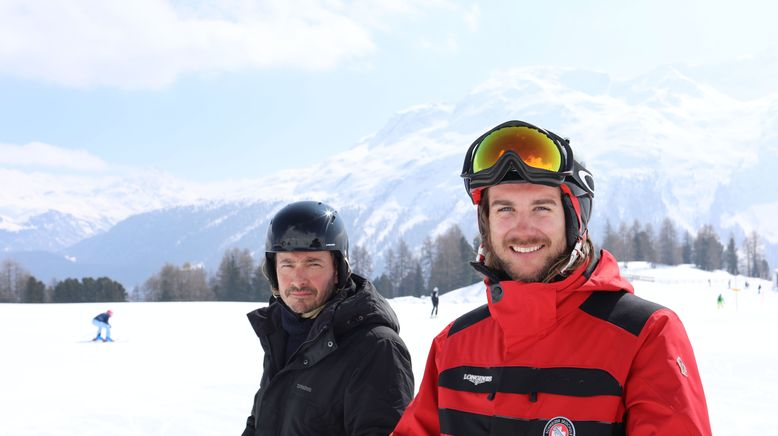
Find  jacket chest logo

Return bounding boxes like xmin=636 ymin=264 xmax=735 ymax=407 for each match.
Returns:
xmin=543 ymin=416 xmax=575 ymax=436
xmin=463 ymin=374 xmax=493 ymax=386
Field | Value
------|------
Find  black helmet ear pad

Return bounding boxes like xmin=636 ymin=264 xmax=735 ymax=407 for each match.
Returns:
xmin=333 ymin=251 xmax=352 ymax=290
xmin=262 ymin=253 xmax=278 ymax=292
xmin=562 ymin=194 xmax=579 ymax=250
xmin=561 ymin=186 xmax=592 ymax=250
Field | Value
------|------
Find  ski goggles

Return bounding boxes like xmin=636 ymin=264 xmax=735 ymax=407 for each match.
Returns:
xmin=461 ymin=121 xmax=575 ymax=203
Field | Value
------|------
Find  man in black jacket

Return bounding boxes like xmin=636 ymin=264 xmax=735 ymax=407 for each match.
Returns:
xmin=241 ymin=201 xmax=414 ymax=436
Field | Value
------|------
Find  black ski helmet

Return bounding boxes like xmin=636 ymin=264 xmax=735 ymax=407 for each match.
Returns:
xmin=263 ymin=201 xmax=350 ymax=291
xmin=461 ymin=120 xmax=595 ymax=251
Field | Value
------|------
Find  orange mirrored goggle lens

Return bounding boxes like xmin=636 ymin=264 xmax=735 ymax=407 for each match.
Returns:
xmin=471 ymin=126 xmax=563 ymax=173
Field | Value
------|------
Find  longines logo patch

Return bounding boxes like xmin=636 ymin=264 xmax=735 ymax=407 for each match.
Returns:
xmin=543 ymin=416 xmax=575 ymax=436
xmin=463 ymin=373 xmax=492 ymax=385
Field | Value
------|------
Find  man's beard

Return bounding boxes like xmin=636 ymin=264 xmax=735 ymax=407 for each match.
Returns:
xmin=492 ymin=238 xmax=568 ymax=283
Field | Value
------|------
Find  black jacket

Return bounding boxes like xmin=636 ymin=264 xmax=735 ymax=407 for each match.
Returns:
xmin=241 ymin=274 xmax=414 ymax=436
xmin=93 ymin=312 xmax=111 ymax=324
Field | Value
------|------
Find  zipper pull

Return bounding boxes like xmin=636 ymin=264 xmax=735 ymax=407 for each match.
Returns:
xmin=487 ymin=391 xmax=496 ymax=401
xmin=529 ymin=391 xmax=538 ymax=402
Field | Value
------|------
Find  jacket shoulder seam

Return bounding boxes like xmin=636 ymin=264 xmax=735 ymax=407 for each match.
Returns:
xmin=447 ymin=304 xmax=491 ymax=337
xmin=579 ymin=290 xmax=666 ymax=336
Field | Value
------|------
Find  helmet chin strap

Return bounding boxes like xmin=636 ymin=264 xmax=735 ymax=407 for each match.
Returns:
xmin=560 ymin=234 xmax=586 ymax=275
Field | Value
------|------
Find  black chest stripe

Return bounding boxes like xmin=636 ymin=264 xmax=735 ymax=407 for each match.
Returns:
xmin=440 ymin=408 xmax=625 ymax=436
xmin=579 ymin=291 xmax=665 ymax=336
xmin=439 ymin=365 xmax=622 ymax=397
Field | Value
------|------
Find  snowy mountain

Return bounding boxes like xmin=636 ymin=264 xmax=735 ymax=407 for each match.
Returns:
xmin=0 ymin=210 xmax=105 ymax=252
xmin=5 ymin=65 xmax=778 ymax=287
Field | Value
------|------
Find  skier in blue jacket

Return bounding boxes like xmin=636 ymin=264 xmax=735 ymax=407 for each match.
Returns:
xmin=92 ymin=310 xmax=113 ymax=342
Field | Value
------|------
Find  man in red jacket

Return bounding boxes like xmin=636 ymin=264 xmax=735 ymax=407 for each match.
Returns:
xmin=393 ymin=120 xmax=711 ymax=435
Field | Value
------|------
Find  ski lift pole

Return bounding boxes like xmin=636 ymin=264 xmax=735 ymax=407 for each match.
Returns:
xmin=732 ymin=286 xmax=740 ymax=311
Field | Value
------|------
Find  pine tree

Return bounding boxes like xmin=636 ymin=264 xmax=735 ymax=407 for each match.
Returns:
xmin=394 ymin=239 xmax=415 ymax=296
xmin=724 ymin=235 xmax=739 ymax=275
xmin=743 ymin=231 xmax=767 ymax=278
xmin=601 ymin=219 xmax=622 ymax=258
xmin=53 ymin=278 xmax=81 ymax=303
xmin=21 ymin=276 xmax=46 ymax=303
xmin=619 ymin=222 xmax=634 ymax=261
xmin=681 ymin=231 xmax=694 ymax=264
xmin=252 ymin=262 xmax=273 ymax=302
xmin=383 ymin=248 xmax=397 ymax=298
xmin=350 ymin=244 xmax=373 ymax=280
xmin=429 ymin=225 xmax=474 ymax=292
xmin=372 ymin=273 xmax=393 ymax=298
xmin=657 ymin=218 xmax=680 ymax=265
xmin=636 ymin=223 xmax=657 ymax=263
xmin=420 ymin=237 xmax=434 ymax=290
xmin=215 ymin=248 xmax=257 ymax=301
xmin=693 ymin=225 xmax=723 ymax=271
xmin=398 ymin=261 xmax=425 ymax=297
xmin=0 ymin=259 xmax=30 ymax=303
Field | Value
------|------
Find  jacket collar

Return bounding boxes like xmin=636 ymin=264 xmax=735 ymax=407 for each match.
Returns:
xmin=479 ymin=250 xmax=632 ymax=346
xmin=246 ymin=273 xmax=401 ymax=340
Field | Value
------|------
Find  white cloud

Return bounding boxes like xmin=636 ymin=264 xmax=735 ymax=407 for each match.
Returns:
xmin=0 ymin=0 xmax=379 ymax=88
xmin=463 ymin=3 xmax=480 ymax=32
xmin=0 ymin=142 xmax=108 ymax=171
xmin=418 ymin=34 xmax=459 ymax=54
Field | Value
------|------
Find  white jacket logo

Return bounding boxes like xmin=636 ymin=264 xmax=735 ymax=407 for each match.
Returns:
xmin=463 ymin=374 xmax=492 ymax=385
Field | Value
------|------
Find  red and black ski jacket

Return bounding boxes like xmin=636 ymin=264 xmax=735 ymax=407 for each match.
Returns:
xmin=393 ymin=250 xmax=711 ymax=436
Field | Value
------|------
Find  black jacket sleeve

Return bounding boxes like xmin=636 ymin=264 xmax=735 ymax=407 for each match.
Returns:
xmin=240 ymin=390 xmax=259 ymax=436
xmin=343 ymin=326 xmax=414 ymax=436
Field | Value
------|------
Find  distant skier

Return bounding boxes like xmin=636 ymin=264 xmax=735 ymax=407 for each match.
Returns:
xmin=92 ymin=310 xmax=114 ymax=342
xmin=717 ymin=294 xmax=724 ymax=309
xmin=430 ymin=287 xmax=439 ymax=318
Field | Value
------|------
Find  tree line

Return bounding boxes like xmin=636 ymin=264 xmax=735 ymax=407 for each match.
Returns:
xmin=134 ymin=248 xmax=272 ymax=302
xmin=2 ymin=219 xmax=772 ymax=303
xmin=137 ymin=226 xmax=483 ymax=302
xmin=356 ymin=225 xmax=482 ymax=299
xmin=600 ymin=218 xmax=772 ymax=278
xmin=0 ymin=259 xmax=127 ymax=303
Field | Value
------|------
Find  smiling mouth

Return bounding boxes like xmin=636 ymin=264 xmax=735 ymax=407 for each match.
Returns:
xmin=510 ymin=244 xmax=543 ymax=253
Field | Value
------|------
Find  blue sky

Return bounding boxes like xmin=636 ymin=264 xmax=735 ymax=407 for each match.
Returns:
xmin=1 ymin=0 xmax=777 ymax=182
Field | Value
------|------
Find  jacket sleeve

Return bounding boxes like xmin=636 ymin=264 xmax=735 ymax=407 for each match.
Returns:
xmin=343 ymin=329 xmax=414 ymax=436
xmin=240 ymin=389 xmax=259 ymax=436
xmin=240 ymin=415 xmax=254 ymax=436
xmin=392 ymin=333 xmax=443 ymax=436
xmin=624 ymin=309 xmax=712 ymax=435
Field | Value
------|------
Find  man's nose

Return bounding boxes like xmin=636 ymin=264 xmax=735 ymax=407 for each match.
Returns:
xmin=508 ymin=213 xmax=534 ymax=233
xmin=288 ymin=268 xmax=311 ymax=286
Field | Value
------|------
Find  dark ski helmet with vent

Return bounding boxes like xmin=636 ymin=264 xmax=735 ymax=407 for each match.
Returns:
xmin=263 ymin=201 xmax=351 ymax=291
xmin=461 ymin=120 xmax=595 ymax=252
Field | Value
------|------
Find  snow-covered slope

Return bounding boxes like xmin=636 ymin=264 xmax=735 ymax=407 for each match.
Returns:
xmin=0 ymin=264 xmax=774 ymax=436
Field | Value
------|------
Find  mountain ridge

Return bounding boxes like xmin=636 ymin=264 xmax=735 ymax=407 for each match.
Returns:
xmin=3 ymin=65 xmax=777 ymax=286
